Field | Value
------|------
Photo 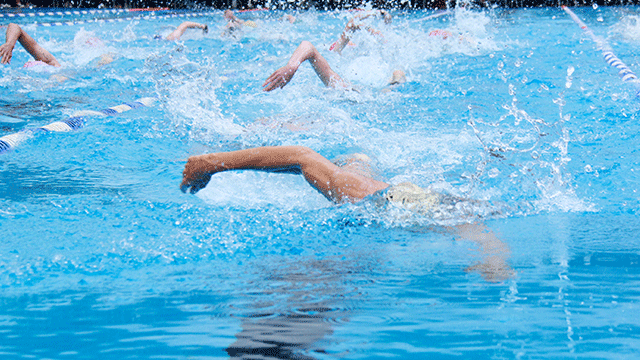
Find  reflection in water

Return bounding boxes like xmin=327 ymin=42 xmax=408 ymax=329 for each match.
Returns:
xmin=225 ymin=258 xmax=358 ymax=360
xmin=226 ymin=309 xmax=333 ymax=360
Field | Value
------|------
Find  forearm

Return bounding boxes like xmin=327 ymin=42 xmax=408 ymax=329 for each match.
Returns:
xmin=292 ymin=41 xmax=342 ymax=87
xmin=286 ymin=41 xmax=316 ymax=69
xmin=196 ymin=146 xmax=315 ymax=174
xmin=331 ymin=33 xmax=350 ymax=54
xmin=4 ymin=23 xmax=21 ymax=48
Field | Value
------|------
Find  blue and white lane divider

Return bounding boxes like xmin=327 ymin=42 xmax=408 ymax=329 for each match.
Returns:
xmin=408 ymin=9 xmax=452 ymax=23
xmin=30 ymin=11 xmax=218 ymax=27
xmin=0 ymin=9 xmax=127 ymax=18
xmin=0 ymin=8 xmax=174 ymax=18
xmin=562 ymin=6 xmax=640 ymax=97
xmin=0 ymin=97 xmax=155 ymax=155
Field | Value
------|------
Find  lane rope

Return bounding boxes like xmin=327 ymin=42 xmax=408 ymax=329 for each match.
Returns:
xmin=0 ymin=8 xmax=168 ymax=18
xmin=30 ymin=11 xmax=218 ymax=27
xmin=562 ymin=5 xmax=640 ymax=97
xmin=408 ymin=9 xmax=452 ymax=23
xmin=0 ymin=97 xmax=155 ymax=155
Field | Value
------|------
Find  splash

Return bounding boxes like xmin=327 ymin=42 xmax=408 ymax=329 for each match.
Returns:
xmin=611 ymin=15 xmax=640 ymax=43
xmin=145 ymin=47 xmax=244 ymax=141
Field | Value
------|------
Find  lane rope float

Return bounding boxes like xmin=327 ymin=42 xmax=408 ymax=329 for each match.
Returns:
xmin=30 ymin=11 xmax=218 ymax=27
xmin=0 ymin=97 xmax=155 ymax=155
xmin=408 ymin=9 xmax=452 ymax=23
xmin=562 ymin=5 xmax=640 ymax=97
xmin=0 ymin=8 xmax=168 ymax=18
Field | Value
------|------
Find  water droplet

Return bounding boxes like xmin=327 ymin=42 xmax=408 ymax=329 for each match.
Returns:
xmin=592 ymin=3 xmax=598 ymax=9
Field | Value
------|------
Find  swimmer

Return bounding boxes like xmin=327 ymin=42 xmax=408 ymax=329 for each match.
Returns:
xmin=163 ymin=21 xmax=208 ymax=41
xmin=222 ymin=9 xmax=257 ymax=36
xmin=281 ymin=14 xmax=296 ymax=24
xmin=330 ymin=9 xmax=392 ymax=54
xmin=180 ymin=145 xmax=514 ymax=283
xmin=0 ymin=23 xmax=60 ymax=67
xmin=263 ymin=40 xmax=405 ymax=91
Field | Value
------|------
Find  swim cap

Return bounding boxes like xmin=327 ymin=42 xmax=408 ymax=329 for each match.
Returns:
xmin=429 ymin=29 xmax=452 ymax=39
xmin=244 ymin=20 xmax=257 ymax=28
xmin=23 ymin=60 xmax=50 ymax=68
xmin=385 ymin=182 xmax=441 ymax=216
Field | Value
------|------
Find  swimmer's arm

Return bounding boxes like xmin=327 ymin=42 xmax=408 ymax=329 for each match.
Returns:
xmin=180 ymin=146 xmax=389 ymax=203
xmin=263 ymin=41 xmax=345 ymax=91
xmin=165 ymin=21 xmax=207 ymax=41
xmin=181 ymin=146 xmax=312 ymax=193
xmin=451 ymin=223 xmax=515 ymax=283
xmin=1 ymin=23 xmax=59 ymax=67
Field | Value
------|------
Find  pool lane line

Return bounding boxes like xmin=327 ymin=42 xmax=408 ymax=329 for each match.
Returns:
xmin=408 ymin=9 xmax=452 ymax=23
xmin=19 ymin=11 xmax=218 ymax=27
xmin=0 ymin=97 xmax=155 ymax=155
xmin=0 ymin=8 xmax=171 ymax=18
xmin=0 ymin=9 xmax=127 ymax=18
xmin=237 ymin=8 xmax=268 ymax=12
xmin=562 ymin=6 xmax=640 ymax=97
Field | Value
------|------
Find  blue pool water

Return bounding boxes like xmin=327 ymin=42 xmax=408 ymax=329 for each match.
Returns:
xmin=1 ymin=5 xmax=640 ymax=359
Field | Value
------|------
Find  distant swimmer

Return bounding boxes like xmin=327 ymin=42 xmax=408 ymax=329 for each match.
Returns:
xmin=161 ymin=21 xmax=209 ymax=41
xmin=330 ymin=9 xmax=392 ymax=54
xmin=180 ymin=145 xmax=514 ymax=283
xmin=263 ymin=40 xmax=405 ymax=91
xmin=0 ymin=23 xmax=60 ymax=67
xmin=222 ymin=9 xmax=257 ymax=37
xmin=281 ymin=14 xmax=296 ymax=24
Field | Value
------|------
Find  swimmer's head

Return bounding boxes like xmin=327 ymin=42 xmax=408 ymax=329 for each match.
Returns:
xmin=85 ymin=37 xmax=104 ymax=47
xmin=74 ymin=29 xmax=104 ymax=49
xmin=244 ymin=20 xmax=257 ymax=28
xmin=385 ymin=182 xmax=440 ymax=216
xmin=224 ymin=10 xmax=235 ymax=21
xmin=23 ymin=60 xmax=50 ymax=69
xmin=429 ymin=29 xmax=452 ymax=40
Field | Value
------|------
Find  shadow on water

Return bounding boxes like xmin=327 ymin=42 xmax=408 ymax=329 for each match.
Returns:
xmin=226 ymin=309 xmax=334 ymax=359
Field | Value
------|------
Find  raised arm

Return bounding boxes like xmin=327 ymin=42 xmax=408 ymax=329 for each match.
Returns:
xmin=180 ymin=146 xmax=389 ymax=203
xmin=331 ymin=10 xmax=391 ymax=54
xmin=263 ymin=41 xmax=346 ymax=91
xmin=0 ymin=23 xmax=60 ymax=67
xmin=164 ymin=21 xmax=208 ymax=41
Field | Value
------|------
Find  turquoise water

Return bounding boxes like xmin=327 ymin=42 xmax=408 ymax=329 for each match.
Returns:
xmin=1 ymin=6 xmax=640 ymax=359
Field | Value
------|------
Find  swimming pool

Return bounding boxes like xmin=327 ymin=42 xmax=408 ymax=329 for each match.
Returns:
xmin=1 ymin=5 xmax=639 ymax=358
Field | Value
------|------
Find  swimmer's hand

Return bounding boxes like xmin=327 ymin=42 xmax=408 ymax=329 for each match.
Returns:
xmin=180 ymin=155 xmax=215 ymax=194
xmin=263 ymin=63 xmax=298 ymax=91
xmin=0 ymin=43 xmax=15 ymax=64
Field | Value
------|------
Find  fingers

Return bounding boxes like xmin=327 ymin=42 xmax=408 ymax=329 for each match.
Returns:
xmin=263 ymin=78 xmax=282 ymax=92
xmin=0 ymin=46 xmax=11 ymax=64
xmin=263 ymin=71 xmax=285 ymax=92
xmin=263 ymin=66 xmax=295 ymax=92
xmin=180 ymin=162 xmax=212 ymax=194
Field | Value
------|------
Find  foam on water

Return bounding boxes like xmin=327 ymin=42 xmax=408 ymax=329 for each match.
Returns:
xmin=612 ymin=14 xmax=640 ymax=43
